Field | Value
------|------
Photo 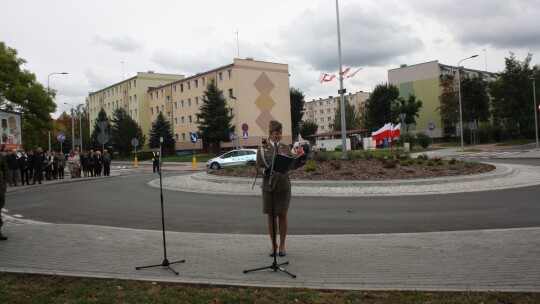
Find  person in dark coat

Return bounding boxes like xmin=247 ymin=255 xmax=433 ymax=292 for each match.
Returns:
xmin=26 ymin=150 xmax=34 ymax=180
xmin=256 ymin=120 xmax=294 ymax=257
xmin=32 ymin=147 xmax=45 ymax=185
xmin=1 ymin=144 xmax=9 ymax=240
xmin=93 ymin=151 xmax=103 ymax=176
xmin=152 ymin=148 xmax=160 ymax=173
xmin=102 ymin=149 xmax=111 ymax=176
xmin=88 ymin=150 xmax=95 ymax=177
xmin=6 ymin=148 xmax=20 ymax=186
xmin=18 ymin=150 xmax=31 ymax=186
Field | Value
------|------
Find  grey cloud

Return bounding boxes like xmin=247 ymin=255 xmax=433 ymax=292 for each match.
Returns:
xmin=404 ymin=0 xmax=540 ymax=49
xmin=93 ymin=34 xmax=144 ymax=53
xmin=279 ymin=2 xmax=423 ymax=72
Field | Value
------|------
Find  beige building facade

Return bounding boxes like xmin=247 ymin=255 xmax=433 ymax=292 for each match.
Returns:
xmin=149 ymin=58 xmax=292 ymax=152
xmin=87 ymin=72 xmax=184 ymax=149
xmin=303 ymin=91 xmax=371 ymax=133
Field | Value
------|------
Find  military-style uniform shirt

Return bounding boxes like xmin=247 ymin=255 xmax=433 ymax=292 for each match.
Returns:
xmin=256 ymin=141 xmax=293 ymax=192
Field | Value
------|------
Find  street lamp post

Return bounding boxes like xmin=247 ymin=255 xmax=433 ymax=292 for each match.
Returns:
xmin=531 ymin=77 xmax=539 ymax=150
xmin=231 ymin=96 xmax=238 ymax=149
xmin=64 ymin=103 xmax=75 ymax=151
xmin=47 ymin=72 xmax=68 ymax=92
xmin=457 ymin=55 xmax=478 ymax=152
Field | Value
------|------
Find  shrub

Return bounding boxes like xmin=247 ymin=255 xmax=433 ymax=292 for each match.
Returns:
xmin=379 ymin=158 xmax=397 ymax=168
xmin=427 ymin=159 xmax=436 ymax=166
xmin=314 ymin=153 xmax=327 ymax=163
xmin=304 ymin=160 xmax=317 ymax=172
xmin=478 ymin=123 xmax=494 ymax=143
xmin=400 ymin=133 xmax=416 ymax=149
xmin=400 ymin=158 xmax=414 ymax=166
xmin=449 ymin=158 xmax=457 ymax=165
xmin=329 ymin=159 xmax=342 ymax=170
xmin=415 ymin=158 xmax=425 ymax=165
xmin=416 ymin=131 xmax=430 ymax=149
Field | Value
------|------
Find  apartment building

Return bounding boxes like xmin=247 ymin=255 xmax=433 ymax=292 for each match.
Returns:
xmin=303 ymin=91 xmax=371 ymax=133
xmin=388 ymin=60 xmax=498 ymax=137
xmin=148 ymin=58 xmax=291 ymax=152
xmin=87 ymin=72 xmax=184 ymax=148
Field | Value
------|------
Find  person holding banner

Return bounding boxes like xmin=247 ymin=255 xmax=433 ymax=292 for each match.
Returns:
xmin=256 ymin=120 xmax=294 ymax=257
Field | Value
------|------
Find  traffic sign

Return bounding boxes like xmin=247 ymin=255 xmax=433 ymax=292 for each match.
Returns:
xmin=229 ymin=132 xmax=237 ymax=141
xmin=131 ymin=138 xmax=139 ymax=147
xmin=56 ymin=132 xmax=66 ymax=143
xmin=243 ymin=131 xmax=248 ymax=139
xmin=190 ymin=133 xmax=198 ymax=143
xmin=428 ymin=122 xmax=435 ymax=131
xmin=241 ymin=123 xmax=249 ymax=132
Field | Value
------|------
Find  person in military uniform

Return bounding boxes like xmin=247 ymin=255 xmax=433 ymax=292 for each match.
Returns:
xmin=257 ymin=120 xmax=294 ymax=257
xmin=0 ymin=144 xmax=9 ymax=240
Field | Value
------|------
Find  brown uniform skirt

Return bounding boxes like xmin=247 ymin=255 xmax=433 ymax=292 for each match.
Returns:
xmin=262 ymin=189 xmax=291 ymax=214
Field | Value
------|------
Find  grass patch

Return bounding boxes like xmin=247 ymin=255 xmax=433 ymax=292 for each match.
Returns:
xmin=1 ymin=273 xmax=539 ymax=304
xmin=496 ymin=139 xmax=535 ymax=146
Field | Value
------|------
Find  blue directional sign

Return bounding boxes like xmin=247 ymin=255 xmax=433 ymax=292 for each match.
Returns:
xmin=428 ymin=122 xmax=435 ymax=131
xmin=190 ymin=133 xmax=198 ymax=143
xmin=229 ymin=132 xmax=237 ymax=141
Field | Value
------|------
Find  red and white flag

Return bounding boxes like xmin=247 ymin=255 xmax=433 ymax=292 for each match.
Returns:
xmin=338 ymin=67 xmax=351 ymax=77
xmin=345 ymin=67 xmax=363 ymax=79
xmin=391 ymin=123 xmax=401 ymax=139
xmin=322 ymin=74 xmax=336 ymax=82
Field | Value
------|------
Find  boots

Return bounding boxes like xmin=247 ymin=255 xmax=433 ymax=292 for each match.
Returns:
xmin=0 ymin=231 xmax=7 ymax=241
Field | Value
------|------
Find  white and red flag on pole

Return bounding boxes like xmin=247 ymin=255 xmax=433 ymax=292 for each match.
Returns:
xmin=345 ymin=67 xmax=363 ymax=79
xmin=338 ymin=67 xmax=351 ymax=77
xmin=322 ymin=74 xmax=336 ymax=82
xmin=391 ymin=123 xmax=401 ymax=139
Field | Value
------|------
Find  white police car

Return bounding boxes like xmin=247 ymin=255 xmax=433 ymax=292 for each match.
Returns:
xmin=206 ymin=149 xmax=257 ymax=170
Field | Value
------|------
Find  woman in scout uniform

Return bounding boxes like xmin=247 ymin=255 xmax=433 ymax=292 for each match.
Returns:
xmin=257 ymin=120 xmax=293 ymax=257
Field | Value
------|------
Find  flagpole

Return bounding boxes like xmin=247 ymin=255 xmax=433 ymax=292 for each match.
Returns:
xmin=335 ymin=0 xmax=347 ymax=158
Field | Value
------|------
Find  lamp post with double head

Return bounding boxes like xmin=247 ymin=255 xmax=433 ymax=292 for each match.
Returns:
xmin=457 ymin=55 xmax=478 ymax=152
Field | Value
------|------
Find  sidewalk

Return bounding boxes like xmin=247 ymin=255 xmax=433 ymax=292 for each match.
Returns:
xmin=1 ymin=151 xmax=539 ymax=291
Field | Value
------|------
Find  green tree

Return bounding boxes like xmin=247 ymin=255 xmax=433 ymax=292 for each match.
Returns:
xmin=289 ymin=87 xmax=305 ymax=141
xmin=398 ymin=94 xmax=423 ymax=132
xmin=0 ymin=42 xmax=56 ymax=149
xmin=196 ymin=78 xmax=234 ymax=154
xmin=89 ymin=109 xmax=111 ymax=151
xmin=437 ymin=75 xmax=459 ymax=131
xmin=364 ymin=83 xmax=401 ymax=131
xmin=461 ymin=76 xmax=490 ymax=124
xmin=148 ymin=112 xmax=175 ymax=154
xmin=110 ymin=108 xmax=146 ymax=157
xmin=490 ymin=52 xmax=539 ymax=137
xmin=331 ymin=97 xmax=357 ymax=131
xmin=299 ymin=120 xmax=318 ymax=139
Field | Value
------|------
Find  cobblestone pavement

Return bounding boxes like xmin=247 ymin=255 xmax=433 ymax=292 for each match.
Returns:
xmin=1 ymin=146 xmax=539 ymax=291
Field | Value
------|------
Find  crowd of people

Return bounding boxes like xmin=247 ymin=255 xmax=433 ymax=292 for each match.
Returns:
xmin=2 ymin=146 xmax=112 ymax=187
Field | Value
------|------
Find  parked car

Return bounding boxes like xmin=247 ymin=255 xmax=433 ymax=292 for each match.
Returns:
xmin=206 ymin=149 xmax=257 ymax=170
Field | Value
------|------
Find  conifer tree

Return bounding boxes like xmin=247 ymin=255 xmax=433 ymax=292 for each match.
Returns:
xmin=149 ymin=112 xmax=175 ymax=154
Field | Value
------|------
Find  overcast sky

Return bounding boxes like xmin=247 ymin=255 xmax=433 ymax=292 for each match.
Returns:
xmin=1 ymin=0 xmax=539 ymax=118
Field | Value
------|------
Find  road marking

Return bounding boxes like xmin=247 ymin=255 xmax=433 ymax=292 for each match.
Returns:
xmin=13 ymin=214 xmax=23 ymax=218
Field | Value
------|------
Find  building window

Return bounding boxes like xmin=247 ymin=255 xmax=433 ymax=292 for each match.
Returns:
xmin=321 ymin=126 xmax=325 ymax=130
xmin=175 ymin=134 xmax=178 ymax=141
xmin=166 ymin=96 xmax=170 ymax=102
xmin=228 ymin=69 xmax=232 ymax=79
xmin=195 ymin=79 xmax=198 ymax=88
xmin=174 ymin=102 xmax=177 ymax=110
xmin=174 ymin=118 xmax=178 ymax=126
xmin=150 ymin=108 xmax=153 ymax=115
xmin=327 ymin=100 xmax=330 ymax=105
xmin=228 ymin=89 xmax=234 ymax=98
xmin=327 ymin=117 xmax=331 ymax=121
xmin=129 ymin=96 xmax=132 ymax=103
xmin=327 ymin=109 xmax=331 ymax=113
xmin=218 ymin=72 xmax=223 ymax=81
xmin=134 ymin=94 xmax=137 ymax=101
xmin=134 ymin=109 xmax=138 ymax=117
xmin=161 ymin=105 xmax=164 ymax=112
xmin=167 ymin=111 xmax=171 ymax=118
xmin=173 ymin=85 xmax=176 ymax=93
xmin=150 ymin=93 xmax=153 ymax=100
xmin=180 ymin=84 xmax=184 ymax=92
xmin=319 ymin=102 xmax=323 ymax=106
xmin=182 ymin=133 xmax=186 ymax=142
xmin=133 ymin=80 xmax=136 ymax=87
xmin=181 ymin=117 xmax=185 ymax=125
xmin=320 ymin=110 xmax=323 ymax=114
xmin=130 ymin=110 xmax=132 ymax=116
xmin=195 ymin=97 xmax=199 ymax=106
xmin=187 ymin=82 xmax=191 ymax=90
xmin=181 ymin=100 xmax=184 ymax=108
xmin=188 ymin=98 xmax=191 ymax=107
xmin=188 ymin=115 xmax=192 ymax=124
xmin=202 ymin=77 xmax=206 ymax=86
xmin=155 ymin=106 xmax=159 ymax=114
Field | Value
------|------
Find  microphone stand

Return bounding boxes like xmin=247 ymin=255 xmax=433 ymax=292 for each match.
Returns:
xmin=243 ymin=141 xmax=296 ymax=278
xmin=136 ymin=140 xmax=185 ymax=275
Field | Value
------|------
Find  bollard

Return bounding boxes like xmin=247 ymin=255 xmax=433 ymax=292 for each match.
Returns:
xmin=134 ymin=156 xmax=138 ymax=168
xmin=192 ymin=156 xmax=197 ymax=170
